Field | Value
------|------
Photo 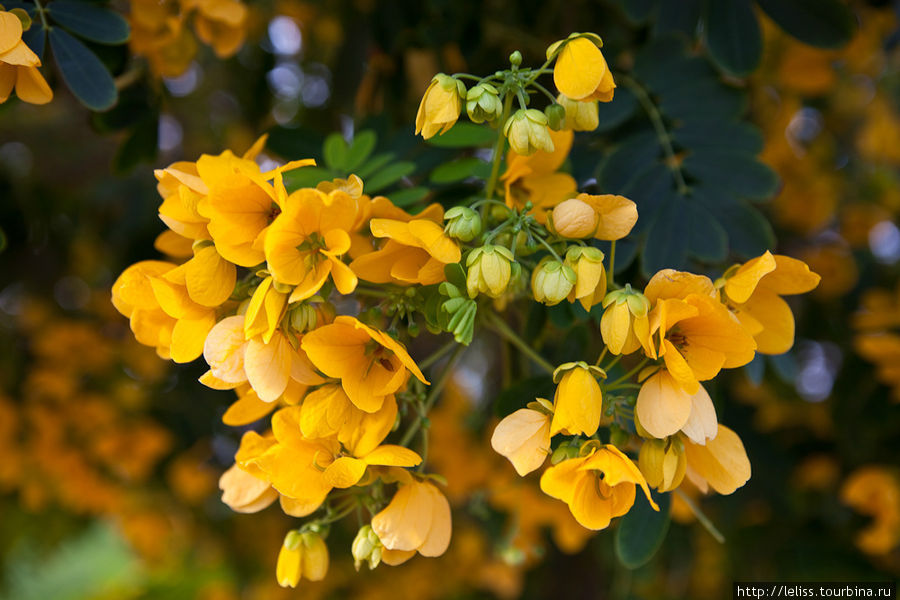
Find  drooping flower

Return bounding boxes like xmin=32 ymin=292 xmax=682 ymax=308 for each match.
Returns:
xmin=219 ymin=462 xmax=277 ymax=513
xmin=503 ymin=108 xmax=554 ymax=156
xmin=720 ymin=251 xmax=821 ymax=355
xmin=532 ymin=258 xmax=576 ymax=306
xmin=192 ymin=0 xmax=248 ymax=58
xmin=557 ymin=93 xmax=599 ymax=131
xmin=550 ymin=363 xmax=604 ymax=437
xmin=600 ymin=285 xmax=652 ymax=355
xmin=540 ymin=445 xmax=657 ymax=530
xmin=635 ymin=370 xmax=717 ymax=442
xmin=549 ymin=33 xmax=615 ymax=102
xmin=301 ymin=316 xmax=429 ymax=412
xmin=682 ymin=425 xmax=751 ymax=495
xmin=491 ymin=406 xmax=552 ymax=476
xmin=371 ymin=471 xmax=452 ymax=565
xmin=415 ymin=73 xmax=465 ymax=139
xmin=276 ymin=530 xmax=329 ymax=588
xmin=466 ymin=245 xmax=514 ymax=299
xmin=0 ymin=10 xmax=52 ymax=105
xmin=638 ymin=437 xmax=686 ymax=493
xmin=564 ymin=247 xmax=607 ymax=311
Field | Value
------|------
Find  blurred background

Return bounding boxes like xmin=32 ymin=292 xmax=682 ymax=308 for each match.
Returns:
xmin=1 ymin=0 xmax=900 ymax=598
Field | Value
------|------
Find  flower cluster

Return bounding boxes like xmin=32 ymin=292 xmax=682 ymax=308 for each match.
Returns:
xmin=129 ymin=0 xmax=248 ymax=78
xmin=0 ymin=6 xmax=52 ymax=105
xmin=113 ymin=31 xmax=821 ymax=588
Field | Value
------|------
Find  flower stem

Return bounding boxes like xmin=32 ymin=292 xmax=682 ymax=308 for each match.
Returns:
xmin=607 ymin=357 xmax=649 ymax=387
xmin=483 ymin=93 xmax=515 ymax=216
xmin=418 ymin=339 xmax=459 ymax=371
xmin=608 ymin=240 xmax=616 ymax=287
xmin=487 ymin=311 xmax=554 ymax=375
xmin=620 ymin=74 xmax=689 ymax=195
xmin=675 ymin=488 xmax=726 ymax=543
xmin=399 ymin=344 xmax=466 ymax=447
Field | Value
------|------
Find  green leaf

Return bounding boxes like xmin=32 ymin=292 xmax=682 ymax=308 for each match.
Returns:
xmin=385 ymin=186 xmax=429 ymax=207
xmin=595 ymin=88 xmax=638 ymax=133
xmin=659 ymin=79 xmax=745 ymax=120
xmin=49 ymin=27 xmax=117 ymax=110
xmin=355 ymin=152 xmax=396 ymax=179
xmin=282 ymin=166 xmax=334 ymax=192
xmin=444 ymin=263 xmax=467 ymax=290
xmin=47 ymin=0 xmax=130 ymax=45
xmin=617 ymin=0 xmax=657 ymax=23
xmin=429 ymin=157 xmax=490 ymax=184
xmin=654 ymin=0 xmax=702 ymax=37
xmin=615 ymin=489 xmax=671 ymax=569
xmin=642 ymin=193 xmax=689 ymax=274
xmin=694 ymin=187 xmax=776 ymax=257
xmin=673 ymin=119 xmax=764 ymax=154
xmin=364 ymin=162 xmax=416 ymax=193
xmin=755 ymin=0 xmax=856 ymax=49
xmin=597 ymin=131 xmax=660 ymax=194
xmin=323 ymin=133 xmax=349 ymax=170
xmin=705 ymin=0 xmax=762 ymax=76
xmin=425 ymin=122 xmax=495 ymax=148
xmin=494 ymin=376 xmax=554 ymax=418
xmin=686 ymin=200 xmax=729 ymax=262
xmin=682 ymin=151 xmax=779 ymax=200
xmin=265 ymin=126 xmax=323 ymax=160
xmin=344 ymin=130 xmax=377 ymax=171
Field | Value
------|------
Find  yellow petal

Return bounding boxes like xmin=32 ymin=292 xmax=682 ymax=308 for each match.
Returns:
xmin=0 ymin=40 xmax=39 ymax=67
xmin=578 ymin=193 xmax=638 ymax=241
xmin=219 ymin=464 xmax=277 ymax=513
xmin=570 ymin=472 xmax=614 ymax=530
xmin=244 ymin=333 xmax=292 ymax=402
xmin=418 ymin=482 xmax=452 ymax=556
xmin=540 ymin=455 xmax=588 ymax=504
xmin=170 ymin=312 xmax=216 ymax=363
xmin=553 ymin=37 xmax=607 ymax=101
xmin=15 ymin=66 xmax=52 ymax=105
xmin=490 ymin=408 xmax=551 ymax=476
xmin=372 ymin=480 xmax=433 ymax=552
xmin=550 ymin=366 xmax=602 ymax=437
xmin=740 ymin=289 xmax=795 ymax=355
xmin=680 ymin=384 xmax=718 ymax=445
xmin=186 ymin=244 xmax=237 ymax=307
xmin=362 ymin=445 xmax=422 ymax=467
xmin=323 ymin=456 xmax=368 ymax=488
xmin=760 ymin=255 xmax=822 ymax=295
xmin=636 ymin=370 xmax=693 ymax=438
xmin=725 ymin=251 xmax=776 ymax=304
xmin=644 ymin=269 xmax=716 ymax=304
xmin=0 ymin=12 xmax=23 ymax=54
xmin=683 ymin=425 xmax=751 ymax=495
xmin=203 ymin=315 xmax=248 ymax=383
xmin=223 ymin=390 xmax=275 ymax=425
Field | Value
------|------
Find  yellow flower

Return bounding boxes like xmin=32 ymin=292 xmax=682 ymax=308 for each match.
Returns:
xmin=371 ymin=471 xmax=452 ymax=565
xmin=243 ymin=276 xmax=288 ymax=343
xmin=0 ymin=11 xmax=52 ymax=105
xmin=219 ymin=462 xmax=277 ymax=513
xmin=600 ymin=285 xmax=652 ymax=355
xmin=557 ymin=94 xmax=598 ymax=131
xmin=549 ymin=34 xmax=615 ymax=102
xmin=532 ymin=258 xmax=576 ymax=306
xmin=502 ymin=128 xmax=576 ymax=223
xmin=576 ymin=193 xmax=638 ymax=241
xmin=301 ymin=316 xmax=429 ymax=412
xmin=682 ymin=425 xmax=751 ymax=495
xmin=646 ymin=270 xmax=757 ymax=394
xmin=197 ymin=152 xmax=315 ymax=266
xmin=112 ymin=260 xmax=178 ymax=359
xmin=350 ymin=217 xmax=461 ymax=286
xmin=182 ymin=241 xmax=237 ymax=307
xmin=552 ymin=198 xmax=597 ymax=239
xmin=466 ymin=245 xmax=514 ymax=299
xmin=466 ymin=82 xmax=502 ymax=123
xmin=841 ymin=466 xmax=900 ymax=555
xmin=721 ymin=251 xmax=821 ymax=355
xmin=264 ymin=187 xmax=359 ymax=302
xmin=192 ymin=0 xmax=247 ymax=58
xmin=635 ymin=370 xmax=718 ymax=441
xmin=503 ymin=108 xmax=554 ymax=156
xmin=540 ymin=445 xmax=657 ymax=530
xmin=639 ymin=437 xmax=686 ymax=493
xmin=491 ymin=407 xmax=551 ymax=476
xmin=276 ymin=530 xmax=329 ymax=588
xmin=565 ymin=247 xmax=606 ymax=311
xmin=550 ymin=363 xmax=604 ymax=437
xmin=415 ymin=73 xmax=465 ymax=139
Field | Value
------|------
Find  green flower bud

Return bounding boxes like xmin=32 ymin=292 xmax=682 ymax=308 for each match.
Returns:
xmin=352 ymin=525 xmax=382 ymax=571
xmin=466 ymin=245 xmax=515 ymax=299
xmin=545 ymin=103 xmax=567 ymax=131
xmin=509 ymin=50 xmax=523 ymax=67
xmin=503 ymin=109 xmax=554 ymax=156
xmin=557 ymin=93 xmax=599 ymax=131
xmin=531 ymin=257 xmax=576 ymax=305
xmin=466 ymin=83 xmax=503 ymax=124
xmin=444 ymin=206 xmax=483 ymax=242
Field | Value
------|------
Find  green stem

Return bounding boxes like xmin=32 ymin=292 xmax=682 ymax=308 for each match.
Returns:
xmin=535 ymin=235 xmax=564 ymax=263
xmin=594 ymin=347 xmax=609 ymax=367
xmin=529 ymin=80 xmax=558 ymax=104
xmin=675 ymin=489 xmax=726 ymax=544
xmin=32 ymin=0 xmax=50 ymax=29
xmin=604 ymin=383 xmax=642 ymax=391
xmin=620 ymin=74 xmax=689 ymax=195
xmin=399 ymin=344 xmax=466 ymax=447
xmin=602 ymin=353 xmax=623 ymax=372
xmin=418 ymin=339 xmax=459 ymax=371
xmin=607 ymin=357 xmax=649 ymax=388
xmin=487 ymin=311 xmax=554 ymax=375
xmin=483 ymin=93 xmax=515 ymax=215
xmin=608 ymin=240 xmax=616 ymax=287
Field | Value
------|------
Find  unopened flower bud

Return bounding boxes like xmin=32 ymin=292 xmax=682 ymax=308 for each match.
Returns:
xmin=276 ymin=531 xmax=303 ymax=588
xmin=352 ymin=525 xmax=383 ymax=571
xmin=545 ymin=103 xmax=566 ymax=131
xmin=509 ymin=50 xmax=523 ymax=67
xmin=552 ymin=198 xmax=599 ymax=239
xmin=531 ymin=257 xmax=576 ymax=305
xmin=300 ymin=531 xmax=329 ymax=582
xmin=503 ymin=109 xmax=554 ymax=156
xmin=638 ymin=437 xmax=686 ymax=492
xmin=444 ymin=206 xmax=483 ymax=242
xmin=600 ymin=284 xmax=652 ymax=355
xmin=466 ymin=245 xmax=515 ymax=299
xmin=466 ymin=83 xmax=503 ymax=124
xmin=557 ymin=93 xmax=599 ymax=131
